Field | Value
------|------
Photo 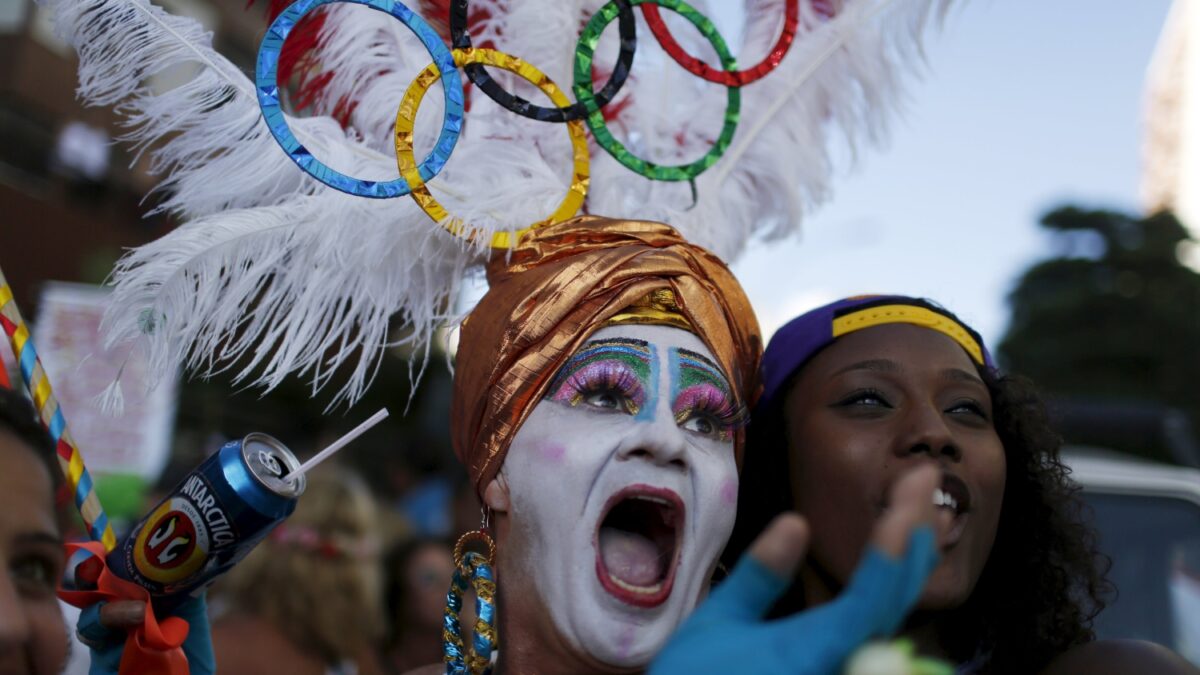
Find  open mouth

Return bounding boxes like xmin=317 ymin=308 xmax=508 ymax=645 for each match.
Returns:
xmin=594 ymin=484 xmax=684 ymax=608
xmin=879 ymin=472 xmax=974 ymax=548
xmin=936 ymin=473 xmax=972 ymax=547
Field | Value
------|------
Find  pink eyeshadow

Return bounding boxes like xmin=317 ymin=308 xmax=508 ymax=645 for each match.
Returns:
xmin=549 ymin=360 xmax=647 ymax=409
xmin=672 ymin=383 xmax=730 ymax=413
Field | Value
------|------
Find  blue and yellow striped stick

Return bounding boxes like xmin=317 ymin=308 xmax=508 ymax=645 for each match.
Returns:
xmin=0 ymin=268 xmax=117 ymax=551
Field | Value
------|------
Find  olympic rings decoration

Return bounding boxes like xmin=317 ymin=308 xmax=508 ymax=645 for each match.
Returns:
xmin=642 ymin=0 xmax=799 ymax=86
xmin=256 ymin=0 xmax=802 ymax=238
xmin=257 ymin=0 xmax=465 ymax=198
xmin=449 ymin=0 xmax=639 ymax=123
xmin=575 ymin=0 xmax=740 ymax=182
xmin=395 ymin=47 xmax=590 ymax=250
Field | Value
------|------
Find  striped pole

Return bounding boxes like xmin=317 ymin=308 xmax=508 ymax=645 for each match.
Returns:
xmin=0 ymin=268 xmax=116 ymax=551
xmin=0 ymin=344 xmax=10 ymax=388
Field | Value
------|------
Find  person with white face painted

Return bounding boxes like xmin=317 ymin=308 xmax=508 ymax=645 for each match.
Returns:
xmin=490 ymin=323 xmax=741 ymax=668
xmin=436 ymin=215 xmax=763 ymax=674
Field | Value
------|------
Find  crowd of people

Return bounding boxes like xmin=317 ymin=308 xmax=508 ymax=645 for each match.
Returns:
xmin=3 ymin=239 xmax=1198 ymax=673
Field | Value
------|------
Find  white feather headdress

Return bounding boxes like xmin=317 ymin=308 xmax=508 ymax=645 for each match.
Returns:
xmin=44 ymin=0 xmax=955 ymax=408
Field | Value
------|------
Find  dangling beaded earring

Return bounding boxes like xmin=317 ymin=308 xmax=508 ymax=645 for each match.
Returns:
xmin=443 ymin=509 xmax=498 ymax=675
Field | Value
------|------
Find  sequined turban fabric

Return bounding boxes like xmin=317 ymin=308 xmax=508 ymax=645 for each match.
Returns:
xmin=451 ymin=215 xmax=763 ymax=495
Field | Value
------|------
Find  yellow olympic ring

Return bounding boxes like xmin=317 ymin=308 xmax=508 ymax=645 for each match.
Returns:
xmin=395 ymin=47 xmax=591 ymax=249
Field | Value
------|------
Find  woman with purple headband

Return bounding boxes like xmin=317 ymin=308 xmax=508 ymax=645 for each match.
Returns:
xmin=726 ymin=295 xmax=1198 ymax=674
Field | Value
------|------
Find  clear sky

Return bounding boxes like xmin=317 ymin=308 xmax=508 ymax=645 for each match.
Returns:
xmin=710 ymin=0 xmax=1176 ymax=350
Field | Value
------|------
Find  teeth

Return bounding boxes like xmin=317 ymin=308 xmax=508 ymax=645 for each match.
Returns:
xmin=608 ymin=573 xmax=664 ymax=595
xmin=634 ymin=495 xmax=670 ymax=506
xmin=933 ymin=488 xmax=959 ymax=513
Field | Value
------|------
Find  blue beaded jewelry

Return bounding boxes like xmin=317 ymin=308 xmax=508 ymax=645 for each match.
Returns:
xmin=256 ymin=0 xmax=465 ymax=198
xmin=443 ymin=530 xmax=497 ymax=675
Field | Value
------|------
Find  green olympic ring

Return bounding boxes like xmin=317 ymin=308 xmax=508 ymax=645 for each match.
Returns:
xmin=573 ymin=0 xmax=740 ymax=182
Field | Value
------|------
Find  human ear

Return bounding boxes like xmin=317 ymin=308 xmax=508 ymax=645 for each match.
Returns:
xmin=483 ymin=473 xmax=511 ymax=513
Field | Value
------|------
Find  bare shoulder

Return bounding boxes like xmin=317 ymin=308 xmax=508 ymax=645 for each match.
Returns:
xmin=399 ymin=665 xmax=445 ymax=675
xmin=1039 ymin=639 xmax=1199 ymax=675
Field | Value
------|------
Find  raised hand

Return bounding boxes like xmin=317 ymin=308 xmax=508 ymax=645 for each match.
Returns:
xmin=650 ymin=465 xmax=943 ymax=675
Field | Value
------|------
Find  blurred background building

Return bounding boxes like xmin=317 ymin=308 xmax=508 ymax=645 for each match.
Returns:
xmin=0 ymin=0 xmax=254 ymax=313
xmin=1143 ymin=0 xmax=1200 ymax=242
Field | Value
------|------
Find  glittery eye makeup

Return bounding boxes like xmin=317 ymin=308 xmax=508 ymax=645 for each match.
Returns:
xmin=670 ymin=348 xmax=742 ymax=442
xmin=548 ymin=338 xmax=654 ymax=417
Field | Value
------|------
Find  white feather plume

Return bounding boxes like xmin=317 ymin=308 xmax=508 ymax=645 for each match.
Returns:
xmin=45 ymin=0 xmax=403 ymax=220
xmin=296 ymin=2 xmax=449 ymax=155
xmin=582 ymin=0 xmax=956 ymax=260
xmin=49 ymin=0 xmax=957 ymax=407
xmin=44 ymin=0 xmax=487 ymax=407
xmin=101 ymin=195 xmax=473 ymax=408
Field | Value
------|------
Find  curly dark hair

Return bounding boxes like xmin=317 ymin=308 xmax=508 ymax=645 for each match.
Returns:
xmin=725 ymin=367 xmax=1113 ymax=673
xmin=0 ymin=385 xmax=61 ymax=497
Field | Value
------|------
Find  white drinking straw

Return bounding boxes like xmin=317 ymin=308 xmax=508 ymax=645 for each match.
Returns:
xmin=290 ymin=408 xmax=389 ymax=478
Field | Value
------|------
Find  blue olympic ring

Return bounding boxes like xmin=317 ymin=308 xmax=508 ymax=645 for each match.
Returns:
xmin=256 ymin=0 xmax=465 ymax=198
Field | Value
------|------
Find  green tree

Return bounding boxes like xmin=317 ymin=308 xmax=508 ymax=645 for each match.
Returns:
xmin=998 ymin=206 xmax=1200 ymax=462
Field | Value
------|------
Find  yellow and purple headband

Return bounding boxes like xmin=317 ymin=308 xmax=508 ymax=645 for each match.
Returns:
xmin=760 ymin=295 xmax=993 ymax=406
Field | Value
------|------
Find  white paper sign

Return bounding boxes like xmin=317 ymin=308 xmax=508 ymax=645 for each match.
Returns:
xmin=34 ymin=282 xmax=178 ymax=482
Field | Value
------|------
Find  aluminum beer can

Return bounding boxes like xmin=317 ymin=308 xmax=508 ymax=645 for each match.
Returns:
xmin=108 ymin=432 xmax=306 ymax=609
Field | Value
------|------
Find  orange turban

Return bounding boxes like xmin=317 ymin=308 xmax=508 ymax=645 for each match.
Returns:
xmin=451 ymin=216 xmax=763 ymax=496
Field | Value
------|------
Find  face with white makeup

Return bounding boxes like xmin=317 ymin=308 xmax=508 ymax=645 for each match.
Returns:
xmin=482 ymin=323 xmax=743 ymax=670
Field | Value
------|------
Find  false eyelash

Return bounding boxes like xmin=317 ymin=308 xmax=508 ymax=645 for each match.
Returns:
xmin=556 ymin=361 xmax=646 ymax=413
xmin=673 ymin=385 xmax=748 ymax=431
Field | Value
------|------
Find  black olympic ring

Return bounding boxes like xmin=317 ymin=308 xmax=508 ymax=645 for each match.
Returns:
xmin=449 ymin=0 xmax=637 ymax=123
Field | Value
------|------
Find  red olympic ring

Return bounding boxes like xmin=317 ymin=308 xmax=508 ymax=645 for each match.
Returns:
xmin=641 ymin=0 xmax=799 ymax=87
